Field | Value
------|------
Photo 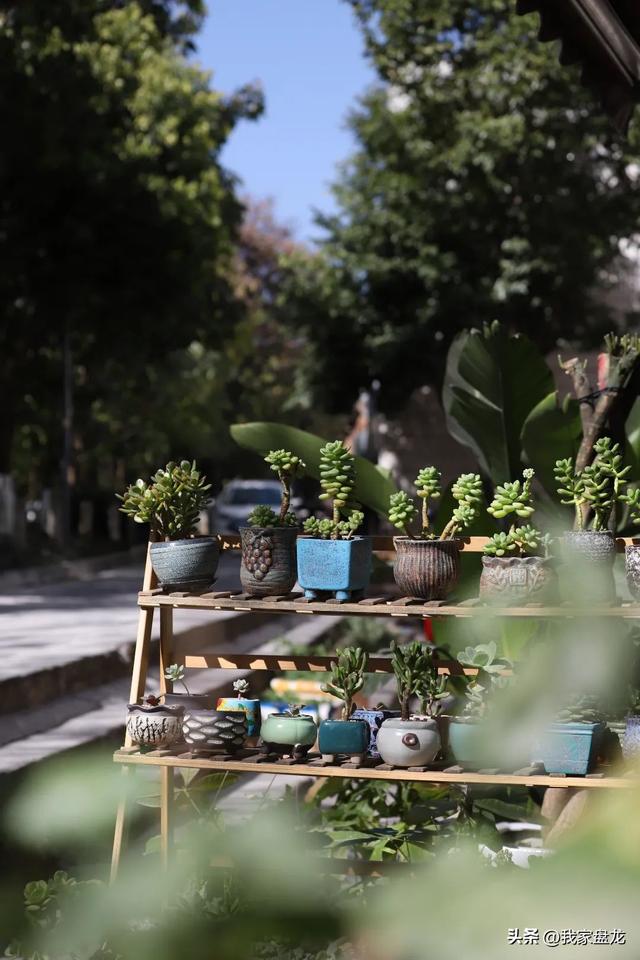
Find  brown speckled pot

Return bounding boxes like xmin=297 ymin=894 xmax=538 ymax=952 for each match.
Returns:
xmin=393 ymin=537 xmax=461 ymax=601
xmin=240 ymin=526 xmax=298 ymax=597
xmin=479 ymin=555 xmax=556 ymax=603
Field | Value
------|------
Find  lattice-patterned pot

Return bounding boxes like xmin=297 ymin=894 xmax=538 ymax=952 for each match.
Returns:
xmin=182 ymin=707 xmax=248 ymax=754
xmin=560 ymin=531 xmax=616 ymax=603
xmin=240 ymin=526 xmax=298 ymax=597
xmin=625 ymin=545 xmax=640 ymax=598
xmin=479 ymin=555 xmax=556 ymax=603
xmin=393 ymin=537 xmax=461 ymax=600
xmin=126 ymin=703 xmax=184 ymax=748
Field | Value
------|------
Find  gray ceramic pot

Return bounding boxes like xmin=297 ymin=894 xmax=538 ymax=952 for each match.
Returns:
xmin=625 ymin=545 xmax=640 ymax=598
xmin=126 ymin=703 xmax=184 ymax=748
xmin=622 ymin=714 xmax=640 ymax=761
xmin=560 ymin=530 xmax=616 ymax=602
xmin=183 ymin=706 xmax=247 ymax=754
xmin=376 ymin=717 xmax=441 ymax=767
xmin=479 ymin=555 xmax=556 ymax=603
xmin=393 ymin=537 xmax=461 ymax=601
xmin=150 ymin=536 xmax=219 ymax=592
xmin=240 ymin=526 xmax=298 ymax=597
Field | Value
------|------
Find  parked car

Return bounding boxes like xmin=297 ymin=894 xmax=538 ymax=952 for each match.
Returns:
xmin=211 ymin=480 xmax=303 ymax=533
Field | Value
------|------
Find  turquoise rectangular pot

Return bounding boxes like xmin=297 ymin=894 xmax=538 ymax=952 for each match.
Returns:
xmin=296 ymin=536 xmax=372 ymax=601
xmin=318 ymin=718 xmax=369 ymax=757
xmin=531 ymin=722 xmax=606 ymax=775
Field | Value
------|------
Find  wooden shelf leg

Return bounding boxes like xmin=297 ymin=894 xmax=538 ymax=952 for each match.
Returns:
xmin=160 ymin=766 xmax=174 ymax=872
xmin=110 ymin=767 xmax=130 ymax=884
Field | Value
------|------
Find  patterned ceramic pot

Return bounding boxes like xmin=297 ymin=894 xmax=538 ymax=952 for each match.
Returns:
xmin=317 ymin=718 xmax=369 ymax=763
xmin=150 ymin=536 xmax=219 ymax=592
xmin=531 ymin=722 xmax=606 ymax=775
xmin=126 ymin=703 xmax=184 ymax=748
xmin=622 ymin=714 xmax=640 ymax=761
xmin=625 ymin=545 xmax=640 ymax=598
xmin=352 ymin=707 xmax=401 ymax=758
xmin=376 ymin=717 xmax=441 ymax=767
xmin=240 ymin=526 xmax=298 ymax=597
xmin=393 ymin=537 xmax=461 ymax=600
xmin=296 ymin=536 xmax=372 ymax=602
xmin=216 ymin=696 xmax=261 ymax=738
xmin=560 ymin=531 xmax=616 ymax=603
xmin=182 ymin=707 xmax=247 ymax=754
xmin=479 ymin=555 xmax=556 ymax=603
xmin=259 ymin=712 xmax=317 ymax=759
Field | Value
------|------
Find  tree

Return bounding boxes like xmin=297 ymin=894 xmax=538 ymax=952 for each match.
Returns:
xmin=287 ymin=0 xmax=640 ymax=412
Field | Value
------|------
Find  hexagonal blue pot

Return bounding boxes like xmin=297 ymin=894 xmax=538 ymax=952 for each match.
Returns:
xmin=531 ymin=722 xmax=606 ymax=775
xmin=296 ymin=536 xmax=372 ymax=601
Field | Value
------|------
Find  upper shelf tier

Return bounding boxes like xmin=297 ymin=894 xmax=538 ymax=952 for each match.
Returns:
xmin=139 ymin=589 xmax=640 ymax=619
xmin=219 ymin=535 xmax=640 ymax=554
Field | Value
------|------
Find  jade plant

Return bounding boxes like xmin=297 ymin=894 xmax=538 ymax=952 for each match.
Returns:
xmin=388 ymin=470 xmax=483 ymax=540
xmin=416 ymin=647 xmax=449 ymax=718
xmin=390 ymin=639 xmax=433 ymax=721
xmin=247 ymin=449 xmax=305 ymax=528
xmin=303 ymin=441 xmax=364 ymax=540
xmin=118 ymin=460 xmax=211 ymax=540
xmin=321 ymin=647 xmax=367 ymax=720
xmin=456 ymin=643 xmax=512 ymax=720
xmin=484 ymin=468 xmax=549 ymax=557
xmin=554 ymin=437 xmax=631 ymax=531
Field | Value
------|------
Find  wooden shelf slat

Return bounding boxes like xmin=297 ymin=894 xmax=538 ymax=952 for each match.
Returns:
xmin=218 ymin=534 xmax=640 ymax=554
xmin=113 ymin=748 xmax=632 ymax=789
xmin=182 ymin=652 xmax=478 ymax=674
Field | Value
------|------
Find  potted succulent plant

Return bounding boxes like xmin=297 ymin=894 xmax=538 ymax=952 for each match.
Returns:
xmin=297 ymin=441 xmax=370 ymax=601
xmin=126 ymin=693 xmax=184 ymax=749
xmin=318 ymin=647 xmax=370 ymax=764
xmin=388 ymin=470 xmax=483 ymax=600
xmin=531 ymin=694 xmax=607 ymax=775
xmin=480 ymin=468 xmax=555 ymax=602
xmin=163 ymin=664 xmax=247 ymax=754
xmin=240 ymin=449 xmax=305 ymax=597
xmin=621 ymin=488 xmax=640 ymax=597
xmin=216 ymin=678 xmax=261 ymax=740
xmin=447 ymin=642 xmax=512 ymax=766
xmin=259 ymin=703 xmax=318 ymax=760
xmin=118 ymin=460 xmax=219 ymax=592
xmin=376 ymin=641 xmax=445 ymax=767
xmin=554 ymin=437 xmax=630 ymax=601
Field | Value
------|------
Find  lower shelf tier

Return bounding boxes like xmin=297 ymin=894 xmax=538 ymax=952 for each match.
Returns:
xmin=113 ymin=746 xmax=633 ymax=789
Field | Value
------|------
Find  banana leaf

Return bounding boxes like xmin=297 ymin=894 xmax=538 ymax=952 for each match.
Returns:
xmin=520 ymin=391 xmax=582 ymax=501
xmin=230 ymin=421 xmax=398 ymax=517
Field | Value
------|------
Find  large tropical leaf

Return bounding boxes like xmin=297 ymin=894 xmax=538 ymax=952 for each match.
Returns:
xmin=443 ymin=324 xmax=554 ymax=484
xmin=521 ymin=391 xmax=582 ymax=500
xmin=230 ymin=422 xmax=398 ymax=517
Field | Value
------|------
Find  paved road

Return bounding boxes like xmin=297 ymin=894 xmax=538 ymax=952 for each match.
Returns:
xmin=0 ymin=553 xmax=242 ymax=682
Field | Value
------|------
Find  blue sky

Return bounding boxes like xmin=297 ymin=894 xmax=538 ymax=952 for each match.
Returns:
xmin=197 ymin=0 xmax=374 ymax=243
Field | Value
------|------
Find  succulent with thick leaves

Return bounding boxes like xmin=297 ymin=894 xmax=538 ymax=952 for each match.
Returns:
xmin=262 ymin=448 xmax=306 ymax=525
xmin=390 ymin=639 xmax=431 ymax=722
xmin=456 ymin=643 xmax=513 ymax=720
xmin=415 ymin=647 xmax=449 ymax=718
xmin=555 ymin=437 xmax=630 ymax=531
xmin=321 ymin=647 xmax=367 ymax=721
xmin=304 ymin=440 xmax=363 ymax=540
xmin=623 ymin=486 xmax=640 ymax=525
xmin=163 ymin=663 xmax=191 ymax=696
xmin=488 ymin=469 xmax=535 ymax=521
xmin=118 ymin=460 xmax=211 ymax=540
xmin=388 ymin=469 xmax=482 ymax=541
xmin=388 ymin=491 xmax=417 ymax=535
xmin=484 ymin=469 xmax=546 ymax=556
xmin=483 ymin=523 xmax=545 ymax=558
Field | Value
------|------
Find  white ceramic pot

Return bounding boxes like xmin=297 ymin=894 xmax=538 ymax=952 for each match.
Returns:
xmin=376 ymin=717 xmax=441 ymax=767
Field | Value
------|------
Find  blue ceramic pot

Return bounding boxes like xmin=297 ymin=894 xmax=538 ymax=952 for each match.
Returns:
xmin=531 ymin=722 xmax=606 ymax=775
xmin=318 ymin=718 xmax=369 ymax=761
xmin=150 ymin=536 xmax=219 ymax=591
xmin=448 ymin=720 xmax=484 ymax=766
xmin=296 ymin=536 xmax=372 ymax=601
xmin=352 ymin=708 xmax=401 ymax=758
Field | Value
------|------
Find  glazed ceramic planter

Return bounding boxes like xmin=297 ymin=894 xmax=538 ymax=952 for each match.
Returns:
xmin=622 ymin=715 xmax=640 ymax=761
xmin=531 ymin=722 xmax=606 ymax=775
xmin=625 ymin=545 xmax=640 ymax=598
xmin=240 ymin=526 xmax=298 ymax=597
xmin=560 ymin=530 xmax=616 ymax=602
xmin=182 ymin=707 xmax=247 ymax=754
xmin=217 ymin=695 xmax=262 ymax=738
xmin=297 ymin=536 xmax=372 ymax=601
xmin=318 ymin=718 xmax=369 ymax=763
xmin=259 ymin=712 xmax=317 ymax=759
xmin=376 ymin=717 xmax=441 ymax=767
xmin=126 ymin=703 xmax=184 ymax=748
xmin=352 ymin=707 xmax=401 ymax=759
xmin=479 ymin=555 xmax=556 ymax=603
xmin=393 ymin=537 xmax=461 ymax=600
xmin=447 ymin=719 xmax=482 ymax=766
xmin=150 ymin=536 xmax=219 ymax=592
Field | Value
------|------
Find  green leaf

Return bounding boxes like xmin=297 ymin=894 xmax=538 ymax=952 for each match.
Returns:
xmin=443 ymin=325 xmax=553 ymax=484
xmin=521 ymin=391 xmax=582 ymax=501
xmin=472 ymin=798 xmax=539 ymax=822
xmin=231 ymin=422 xmax=398 ymax=516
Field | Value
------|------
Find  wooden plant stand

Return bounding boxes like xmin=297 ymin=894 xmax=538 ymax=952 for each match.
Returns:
xmin=110 ymin=536 xmax=639 ymax=880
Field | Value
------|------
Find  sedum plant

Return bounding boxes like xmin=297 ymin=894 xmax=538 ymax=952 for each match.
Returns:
xmin=118 ymin=460 xmax=210 ymax=540
xmin=388 ymin=470 xmax=482 ymax=541
xmin=303 ymin=441 xmax=364 ymax=540
xmin=321 ymin=647 xmax=367 ymax=720
xmin=247 ymin=449 xmax=305 ymax=528
xmin=484 ymin=468 xmax=547 ymax=557
xmin=390 ymin=639 xmax=433 ymax=722
xmin=554 ymin=437 xmax=630 ymax=531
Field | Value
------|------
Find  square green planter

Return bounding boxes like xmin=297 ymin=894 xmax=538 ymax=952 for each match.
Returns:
xmin=531 ymin=722 xmax=606 ymax=775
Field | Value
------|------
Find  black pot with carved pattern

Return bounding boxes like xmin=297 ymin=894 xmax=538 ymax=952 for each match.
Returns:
xmin=240 ymin=526 xmax=299 ymax=597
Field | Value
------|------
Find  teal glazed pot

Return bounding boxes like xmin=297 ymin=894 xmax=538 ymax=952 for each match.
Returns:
xmin=259 ymin=712 xmax=317 ymax=759
xmin=150 ymin=536 xmax=219 ymax=592
xmin=296 ymin=536 xmax=372 ymax=601
xmin=240 ymin=526 xmax=298 ymax=597
xmin=352 ymin=708 xmax=401 ymax=759
xmin=217 ymin=696 xmax=261 ymax=738
xmin=318 ymin=718 xmax=369 ymax=763
xmin=531 ymin=722 xmax=606 ymax=775
xmin=447 ymin=719 xmax=482 ymax=766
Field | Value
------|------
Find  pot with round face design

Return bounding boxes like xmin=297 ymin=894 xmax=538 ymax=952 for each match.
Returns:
xmin=388 ymin=469 xmax=483 ymax=600
xmin=317 ymin=647 xmax=370 ymax=765
xmin=259 ymin=705 xmax=317 ymax=760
